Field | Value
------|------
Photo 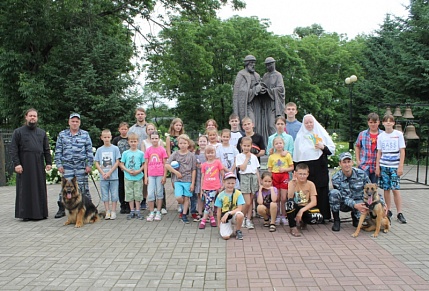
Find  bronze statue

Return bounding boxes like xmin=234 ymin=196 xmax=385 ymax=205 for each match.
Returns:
xmin=233 ymin=56 xmax=285 ymax=142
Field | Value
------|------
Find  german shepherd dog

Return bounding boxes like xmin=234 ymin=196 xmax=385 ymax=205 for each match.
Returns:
xmin=352 ymin=183 xmax=390 ymax=238
xmin=61 ymin=177 xmax=103 ymax=228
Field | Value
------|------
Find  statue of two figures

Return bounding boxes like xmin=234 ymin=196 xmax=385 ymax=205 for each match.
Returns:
xmin=233 ymin=55 xmax=285 ymax=142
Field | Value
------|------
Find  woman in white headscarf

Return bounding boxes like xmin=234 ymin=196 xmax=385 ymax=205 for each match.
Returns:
xmin=293 ymin=114 xmax=335 ymax=221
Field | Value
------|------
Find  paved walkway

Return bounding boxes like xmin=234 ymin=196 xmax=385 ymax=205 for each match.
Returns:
xmin=0 ymin=165 xmax=428 ymax=290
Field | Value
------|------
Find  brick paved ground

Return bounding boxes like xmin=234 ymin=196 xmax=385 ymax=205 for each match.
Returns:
xmin=0 ymin=165 xmax=428 ymax=290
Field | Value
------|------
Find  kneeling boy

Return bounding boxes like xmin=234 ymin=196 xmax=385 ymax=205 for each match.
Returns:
xmin=215 ymin=172 xmax=245 ymax=240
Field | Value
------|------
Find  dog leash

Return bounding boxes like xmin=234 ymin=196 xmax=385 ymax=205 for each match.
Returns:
xmin=89 ymin=173 xmax=102 ymax=208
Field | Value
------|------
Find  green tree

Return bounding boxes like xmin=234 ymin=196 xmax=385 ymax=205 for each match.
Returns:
xmin=146 ymin=16 xmax=314 ymax=132
xmin=0 ymin=0 xmax=244 ymax=141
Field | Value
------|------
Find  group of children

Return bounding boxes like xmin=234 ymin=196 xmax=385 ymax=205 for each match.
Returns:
xmin=92 ymin=101 xmax=407 ymax=241
xmin=92 ymin=102 xmax=314 ymax=241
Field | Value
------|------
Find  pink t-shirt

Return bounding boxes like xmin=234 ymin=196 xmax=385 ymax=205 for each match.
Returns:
xmin=144 ymin=146 xmax=168 ymax=177
xmin=201 ymin=159 xmax=223 ymax=190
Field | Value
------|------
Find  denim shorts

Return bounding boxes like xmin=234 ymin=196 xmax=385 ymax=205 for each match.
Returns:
xmin=379 ymin=166 xmax=400 ymax=190
xmin=174 ymin=181 xmax=192 ymax=197
xmin=100 ymin=180 xmax=119 ymax=202
xmin=147 ymin=176 xmax=164 ymax=201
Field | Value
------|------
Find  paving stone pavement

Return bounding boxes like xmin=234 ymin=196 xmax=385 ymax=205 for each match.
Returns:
xmin=0 ymin=165 xmax=428 ymax=290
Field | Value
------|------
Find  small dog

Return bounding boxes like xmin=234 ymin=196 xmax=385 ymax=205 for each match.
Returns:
xmin=352 ymin=183 xmax=390 ymax=238
xmin=61 ymin=177 xmax=103 ymax=228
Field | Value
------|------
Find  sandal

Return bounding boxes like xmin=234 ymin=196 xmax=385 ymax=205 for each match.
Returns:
xmin=263 ymin=219 xmax=270 ymax=227
xmin=290 ymin=227 xmax=301 ymax=237
xmin=269 ymin=224 xmax=276 ymax=232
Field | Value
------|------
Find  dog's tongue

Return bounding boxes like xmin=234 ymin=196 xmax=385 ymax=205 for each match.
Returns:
xmin=67 ymin=193 xmax=71 ymax=199
xmin=368 ymin=196 xmax=372 ymax=205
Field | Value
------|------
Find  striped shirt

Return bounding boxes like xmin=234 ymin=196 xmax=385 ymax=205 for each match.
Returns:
xmin=377 ymin=130 xmax=406 ymax=168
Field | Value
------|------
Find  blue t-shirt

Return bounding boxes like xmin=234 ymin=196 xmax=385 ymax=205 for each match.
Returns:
xmin=214 ymin=189 xmax=245 ymax=213
xmin=286 ymin=120 xmax=302 ymax=140
xmin=95 ymin=145 xmax=121 ymax=180
xmin=121 ymin=149 xmax=145 ymax=181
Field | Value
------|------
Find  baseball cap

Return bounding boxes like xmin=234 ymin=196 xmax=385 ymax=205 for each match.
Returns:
xmin=224 ymin=172 xmax=237 ymax=180
xmin=339 ymin=152 xmax=352 ymax=161
xmin=69 ymin=113 xmax=81 ymax=119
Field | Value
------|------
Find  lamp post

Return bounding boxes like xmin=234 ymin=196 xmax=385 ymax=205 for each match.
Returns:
xmin=345 ymin=75 xmax=357 ymax=150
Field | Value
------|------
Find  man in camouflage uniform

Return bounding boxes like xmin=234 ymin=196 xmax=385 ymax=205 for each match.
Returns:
xmin=329 ymin=152 xmax=372 ymax=231
xmin=54 ymin=113 xmax=94 ymax=218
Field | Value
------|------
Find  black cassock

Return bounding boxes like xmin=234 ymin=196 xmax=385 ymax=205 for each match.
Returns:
xmin=9 ymin=125 xmax=52 ymax=219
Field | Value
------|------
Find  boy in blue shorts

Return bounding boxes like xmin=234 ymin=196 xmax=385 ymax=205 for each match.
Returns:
xmin=375 ymin=114 xmax=407 ymax=223
xmin=215 ymin=172 xmax=245 ymax=240
xmin=120 ymin=132 xmax=145 ymax=220
xmin=95 ymin=129 xmax=121 ymax=220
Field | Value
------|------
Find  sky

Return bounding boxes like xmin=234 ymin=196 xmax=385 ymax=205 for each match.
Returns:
xmin=219 ymin=0 xmax=410 ymax=38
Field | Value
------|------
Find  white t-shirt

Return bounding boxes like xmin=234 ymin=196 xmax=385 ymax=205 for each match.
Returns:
xmin=217 ymin=144 xmax=240 ymax=189
xmin=236 ymin=153 xmax=260 ymax=174
xmin=230 ymin=131 xmax=243 ymax=148
xmin=377 ymin=130 xmax=406 ymax=168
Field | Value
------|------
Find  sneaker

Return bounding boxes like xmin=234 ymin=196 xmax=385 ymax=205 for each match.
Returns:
xmin=275 ymin=217 xmax=281 ymax=226
xmin=210 ymin=216 xmax=217 ymax=227
xmin=397 ymin=213 xmax=407 ymax=224
xmin=125 ymin=206 xmax=131 ymax=214
xmin=387 ymin=210 xmax=393 ymax=224
xmin=191 ymin=213 xmax=198 ymax=221
xmin=110 ymin=211 xmax=117 ymax=220
xmin=120 ymin=206 xmax=126 ymax=214
xmin=154 ymin=208 xmax=158 ymax=213
xmin=193 ymin=214 xmax=201 ymax=222
xmin=241 ymin=218 xmax=247 ymax=228
xmin=179 ymin=213 xmax=183 ymax=219
xmin=141 ymin=201 xmax=147 ymax=210
xmin=147 ymin=212 xmax=155 ymax=222
xmin=246 ymin=219 xmax=254 ymax=229
xmin=236 ymin=230 xmax=243 ymax=240
xmin=281 ymin=217 xmax=288 ymax=226
xmin=136 ymin=213 xmax=143 ymax=220
xmin=127 ymin=212 xmax=136 ymax=220
xmin=154 ymin=212 xmax=162 ymax=221
xmin=105 ymin=210 xmax=111 ymax=220
xmin=199 ymin=219 xmax=206 ymax=229
xmin=161 ymin=208 xmax=168 ymax=215
xmin=182 ymin=214 xmax=190 ymax=224
xmin=177 ymin=205 xmax=182 ymax=213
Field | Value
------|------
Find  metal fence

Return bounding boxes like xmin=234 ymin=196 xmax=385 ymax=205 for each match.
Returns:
xmin=0 ymin=128 xmax=14 ymax=185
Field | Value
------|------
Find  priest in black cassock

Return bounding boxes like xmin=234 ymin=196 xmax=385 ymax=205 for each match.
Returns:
xmin=9 ymin=109 xmax=52 ymax=220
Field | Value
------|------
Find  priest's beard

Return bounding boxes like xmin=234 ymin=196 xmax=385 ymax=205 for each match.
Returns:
xmin=27 ymin=122 xmax=37 ymax=130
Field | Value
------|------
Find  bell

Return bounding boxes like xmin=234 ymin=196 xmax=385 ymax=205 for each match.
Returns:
xmin=393 ymin=106 xmax=402 ymax=117
xmin=402 ymin=106 xmax=414 ymax=119
xmin=385 ymin=107 xmax=392 ymax=116
xmin=394 ymin=124 xmax=403 ymax=132
xmin=404 ymin=124 xmax=419 ymax=139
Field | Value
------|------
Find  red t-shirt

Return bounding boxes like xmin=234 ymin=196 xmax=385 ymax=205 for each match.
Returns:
xmin=370 ymin=133 xmax=378 ymax=153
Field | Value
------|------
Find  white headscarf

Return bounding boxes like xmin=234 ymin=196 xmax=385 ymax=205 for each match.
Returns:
xmin=293 ymin=114 xmax=335 ymax=162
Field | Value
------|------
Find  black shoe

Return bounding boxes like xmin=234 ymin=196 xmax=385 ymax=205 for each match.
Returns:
xmin=332 ymin=220 xmax=340 ymax=231
xmin=351 ymin=213 xmax=359 ymax=227
xmin=397 ymin=213 xmax=407 ymax=224
xmin=55 ymin=208 xmax=65 ymax=218
xmin=387 ymin=210 xmax=392 ymax=224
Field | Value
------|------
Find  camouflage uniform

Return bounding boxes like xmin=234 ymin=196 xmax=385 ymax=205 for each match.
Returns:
xmin=329 ymin=168 xmax=370 ymax=219
xmin=55 ymin=129 xmax=94 ymax=200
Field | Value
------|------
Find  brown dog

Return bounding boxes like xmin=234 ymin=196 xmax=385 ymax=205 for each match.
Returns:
xmin=352 ymin=183 xmax=390 ymax=238
xmin=61 ymin=177 xmax=103 ymax=228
